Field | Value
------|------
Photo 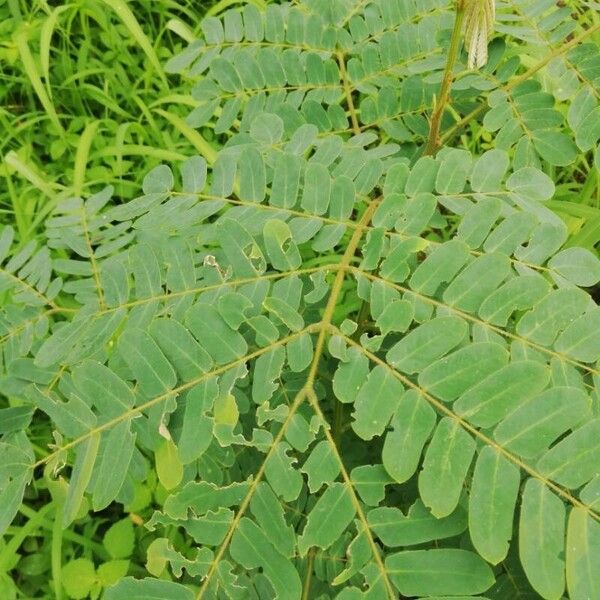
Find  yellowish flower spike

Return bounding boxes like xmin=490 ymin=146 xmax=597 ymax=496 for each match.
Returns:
xmin=463 ymin=0 xmax=496 ymax=69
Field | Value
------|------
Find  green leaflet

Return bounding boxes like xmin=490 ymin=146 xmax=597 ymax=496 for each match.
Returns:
xmin=387 ymin=316 xmax=468 ymax=374
xmin=271 ymin=153 xmax=302 ymax=208
xmin=185 ymin=304 xmax=248 ymax=364
xmin=454 ymin=360 xmax=550 ymax=428
xmin=386 ymin=549 xmax=494 ymax=597
xmin=548 ymin=247 xmax=600 ymax=287
xmin=262 ymin=296 xmax=304 ymax=332
xmin=0 ymin=436 xmax=33 ymax=535
xmin=352 ymin=365 xmax=404 ymax=440
xmin=375 ymin=299 xmax=413 ymax=335
xmin=177 ymin=379 xmax=216 ymax=464
xmin=457 ymin=197 xmax=502 ymax=249
xmin=536 ymin=419 xmax=600 ymax=488
xmin=566 ymin=508 xmax=600 ymax=600
xmin=507 ymin=167 xmax=555 ymax=201
xmin=297 ymin=483 xmax=356 ymax=556
xmin=238 ymin=147 xmax=266 ymax=202
xmin=72 ymin=360 xmax=135 ymax=418
xmin=435 ymin=149 xmax=472 ymax=194
xmin=493 ymin=387 xmax=591 ymax=458
xmin=519 ymin=479 xmax=565 ymax=599
xmin=554 ymin=307 xmax=600 ymax=362
xmin=382 ymin=390 xmax=436 ymax=484
xmin=149 ymin=318 xmax=213 ymax=380
xmin=581 ymin=476 xmax=600 ymax=511
xmin=470 ymin=149 xmax=509 ymax=192
xmin=105 ymin=577 xmax=193 ymax=600
xmin=468 ymin=447 xmax=520 ymax=565
xmin=409 ymin=239 xmax=471 ymax=296
xmin=369 ymin=500 xmax=467 ymax=547
xmin=478 ymin=274 xmax=550 ymax=326
xmin=117 ymin=328 xmax=177 ymax=397
xmin=301 ymin=162 xmax=331 ymax=215
xmin=443 ymin=254 xmax=512 ymax=312
xmin=350 ymin=465 xmax=392 ymax=507
xmin=251 ymin=346 xmax=285 ymax=404
xmin=419 ymin=342 xmax=508 ymax=402
xmin=516 ymin=287 xmax=589 ymax=346
xmin=418 ymin=418 xmax=475 ymax=518
xmin=92 ymin=421 xmax=136 ymax=511
xmin=63 ymin=433 xmax=100 ymax=527
xmin=155 ymin=438 xmax=184 ymax=490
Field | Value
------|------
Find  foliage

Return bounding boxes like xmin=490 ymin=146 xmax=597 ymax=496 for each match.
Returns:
xmin=0 ymin=0 xmax=216 ymax=243
xmin=1 ymin=0 xmax=600 ymax=598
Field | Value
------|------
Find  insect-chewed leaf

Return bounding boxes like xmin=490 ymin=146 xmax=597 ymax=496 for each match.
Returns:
xmin=105 ymin=577 xmax=193 ymax=600
xmin=264 ymin=442 xmax=303 ymax=502
xmin=536 ymin=419 xmax=600 ymax=488
xmin=369 ymin=500 xmax=467 ymax=547
xmin=301 ymin=440 xmax=340 ymax=493
xmin=230 ymin=518 xmax=301 ymax=598
xmin=297 ymin=483 xmax=356 ymax=556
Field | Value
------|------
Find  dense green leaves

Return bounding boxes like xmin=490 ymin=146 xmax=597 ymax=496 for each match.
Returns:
xmin=2 ymin=0 xmax=600 ymax=598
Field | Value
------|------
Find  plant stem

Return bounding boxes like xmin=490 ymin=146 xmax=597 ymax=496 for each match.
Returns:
xmin=424 ymin=0 xmax=466 ymax=156
xmin=301 ymin=548 xmax=316 ymax=600
xmin=337 ymin=51 xmax=361 ymax=134
xmin=52 ymin=501 xmax=64 ymax=600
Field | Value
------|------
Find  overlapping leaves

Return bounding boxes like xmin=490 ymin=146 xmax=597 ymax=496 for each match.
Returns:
xmin=2 ymin=1 xmax=600 ymax=599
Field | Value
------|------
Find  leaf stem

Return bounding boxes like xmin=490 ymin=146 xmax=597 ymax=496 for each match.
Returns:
xmin=425 ymin=0 xmax=466 ymax=156
xmin=301 ymin=548 xmax=316 ymax=600
xmin=440 ymin=20 xmax=600 ymax=146
xmin=337 ymin=51 xmax=361 ymax=135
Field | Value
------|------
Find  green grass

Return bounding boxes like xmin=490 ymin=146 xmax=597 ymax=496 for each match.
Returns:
xmin=0 ymin=0 xmax=219 ymax=244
